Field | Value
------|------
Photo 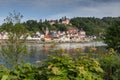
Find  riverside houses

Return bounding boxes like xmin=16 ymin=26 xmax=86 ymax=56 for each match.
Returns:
xmin=0 ymin=17 xmax=93 ymax=42
xmin=0 ymin=27 xmax=91 ymax=42
xmin=42 ymin=26 xmax=88 ymax=42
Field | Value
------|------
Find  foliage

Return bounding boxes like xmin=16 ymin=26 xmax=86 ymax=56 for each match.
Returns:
xmin=52 ymin=23 xmax=68 ymax=31
xmin=1 ymin=16 xmax=120 ymax=36
xmin=8 ymin=16 xmax=119 ymax=36
xmin=0 ymin=12 xmax=28 ymax=69
xmin=38 ymin=48 xmax=104 ymax=80
xmin=0 ymin=63 xmax=40 ymax=80
xmin=0 ymin=48 xmax=104 ymax=80
xmin=103 ymin=20 xmax=120 ymax=53
xmin=70 ymin=17 xmax=120 ymax=36
xmin=70 ymin=17 xmax=105 ymax=35
xmin=1 ymin=47 xmax=120 ymax=80
xmin=4 ymin=10 xmax=23 ymax=24
xmin=99 ymin=50 xmax=120 ymax=80
xmin=23 ymin=20 xmax=40 ymax=32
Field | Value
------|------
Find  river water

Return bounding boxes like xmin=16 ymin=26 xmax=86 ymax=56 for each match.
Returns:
xmin=25 ymin=41 xmax=106 ymax=65
xmin=0 ymin=41 xmax=106 ymax=66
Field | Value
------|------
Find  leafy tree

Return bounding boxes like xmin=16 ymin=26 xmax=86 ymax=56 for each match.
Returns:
xmin=0 ymin=11 xmax=28 ymax=69
xmin=103 ymin=21 xmax=120 ymax=53
xmin=4 ymin=10 xmax=23 ymax=24
xmin=70 ymin=17 xmax=120 ymax=36
xmin=99 ymin=49 xmax=120 ymax=80
xmin=53 ymin=23 xmax=68 ymax=31
xmin=23 ymin=20 xmax=39 ymax=32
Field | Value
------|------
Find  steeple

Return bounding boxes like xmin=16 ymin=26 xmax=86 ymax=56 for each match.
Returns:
xmin=45 ymin=27 xmax=49 ymax=35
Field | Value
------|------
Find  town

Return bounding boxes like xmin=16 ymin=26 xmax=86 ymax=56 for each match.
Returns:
xmin=0 ymin=17 xmax=96 ymax=43
xmin=0 ymin=0 xmax=120 ymax=79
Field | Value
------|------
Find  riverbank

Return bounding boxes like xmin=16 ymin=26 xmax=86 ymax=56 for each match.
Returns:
xmin=0 ymin=37 xmax=104 ymax=46
xmin=26 ymin=41 xmax=106 ymax=50
xmin=25 ymin=38 xmax=103 ymax=43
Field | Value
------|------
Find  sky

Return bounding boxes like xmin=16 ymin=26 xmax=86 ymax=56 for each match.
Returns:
xmin=0 ymin=0 xmax=120 ymax=24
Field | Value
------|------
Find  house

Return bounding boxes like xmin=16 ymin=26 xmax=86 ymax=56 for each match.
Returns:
xmin=62 ymin=18 xmax=70 ymax=25
xmin=49 ymin=20 xmax=56 ymax=25
xmin=35 ymin=31 xmax=41 ymax=37
xmin=44 ymin=35 xmax=52 ymax=42
xmin=68 ymin=27 xmax=79 ymax=34
xmin=0 ymin=32 xmax=4 ymax=39
xmin=79 ymin=29 xmax=86 ymax=38
xmin=0 ymin=32 xmax=8 ymax=39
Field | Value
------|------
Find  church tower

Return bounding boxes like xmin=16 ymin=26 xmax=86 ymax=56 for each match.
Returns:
xmin=45 ymin=27 xmax=49 ymax=35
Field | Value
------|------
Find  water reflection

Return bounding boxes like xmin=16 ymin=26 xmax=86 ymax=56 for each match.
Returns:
xmin=26 ymin=44 xmax=48 ymax=65
xmin=25 ymin=42 xmax=106 ymax=65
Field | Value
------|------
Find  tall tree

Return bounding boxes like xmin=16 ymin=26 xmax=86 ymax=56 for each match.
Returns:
xmin=4 ymin=10 xmax=23 ymax=24
xmin=0 ymin=11 xmax=28 ymax=69
xmin=103 ymin=21 xmax=120 ymax=53
xmin=24 ymin=20 xmax=39 ymax=32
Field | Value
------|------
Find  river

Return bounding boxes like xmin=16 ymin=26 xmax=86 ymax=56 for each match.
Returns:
xmin=25 ymin=41 xmax=106 ymax=65
xmin=0 ymin=41 xmax=106 ymax=66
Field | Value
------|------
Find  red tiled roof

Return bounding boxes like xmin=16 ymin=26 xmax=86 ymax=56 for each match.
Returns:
xmin=45 ymin=35 xmax=52 ymax=38
xmin=68 ymin=27 xmax=78 ymax=31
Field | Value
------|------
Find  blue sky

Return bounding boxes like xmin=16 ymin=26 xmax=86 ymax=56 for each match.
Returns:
xmin=0 ymin=0 xmax=120 ymax=24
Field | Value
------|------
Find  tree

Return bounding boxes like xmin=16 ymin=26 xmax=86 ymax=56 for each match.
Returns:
xmin=0 ymin=11 xmax=28 ymax=69
xmin=103 ymin=21 xmax=120 ymax=53
xmin=100 ymin=54 xmax=120 ymax=80
xmin=4 ymin=10 xmax=23 ymax=24
xmin=24 ymin=20 xmax=39 ymax=32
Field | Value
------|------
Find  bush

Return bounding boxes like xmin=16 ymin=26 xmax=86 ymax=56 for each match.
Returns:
xmin=0 ymin=63 xmax=40 ymax=80
xmin=99 ymin=52 xmax=120 ymax=80
xmin=38 ymin=48 xmax=104 ymax=80
xmin=0 ymin=48 xmax=104 ymax=80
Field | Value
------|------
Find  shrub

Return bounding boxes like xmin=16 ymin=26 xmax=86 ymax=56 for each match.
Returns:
xmin=38 ymin=48 xmax=104 ymax=80
xmin=99 ymin=51 xmax=120 ymax=80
